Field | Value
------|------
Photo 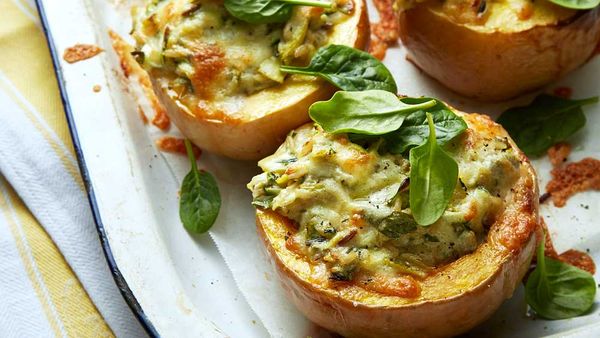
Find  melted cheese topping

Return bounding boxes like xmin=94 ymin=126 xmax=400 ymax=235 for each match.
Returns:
xmin=248 ymin=124 xmax=521 ymax=282
xmin=131 ymin=0 xmax=352 ymax=109
xmin=398 ymin=0 xmax=577 ymax=32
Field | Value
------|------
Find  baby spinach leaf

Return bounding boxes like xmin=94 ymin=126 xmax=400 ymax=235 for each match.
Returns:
xmin=409 ymin=113 xmax=458 ymax=226
xmin=179 ymin=140 xmax=221 ymax=233
xmin=547 ymin=0 xmax=600 ymax=9
xmin=224 ymin=0 xmax=332 ymax=24
xmin=377 ymin=212 xmax=418 ymax=238
xmin=525 ymin=233 xmax=596 ymax=320
xmin=497 ymin=94 xmax=598 ymax=157
xmin=309 ymin=90 xmax=437 ymax=135
xmin=385 ymin=98 xmax=467 ymax=154
xmin=280 ymin=45 xmax=397 ymax=93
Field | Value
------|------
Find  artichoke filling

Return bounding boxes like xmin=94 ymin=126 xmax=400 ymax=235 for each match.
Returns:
xmin=248 ymin=124 xmax=521 ymax=281
xmin=131 ymin=0 xmax=353 ymax=105
xmin=396 ymin=0 xmax=576 ymax=31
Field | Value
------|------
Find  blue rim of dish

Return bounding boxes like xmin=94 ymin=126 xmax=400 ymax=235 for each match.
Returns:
xmin=33 ymin=1 xmax=159 ymax=336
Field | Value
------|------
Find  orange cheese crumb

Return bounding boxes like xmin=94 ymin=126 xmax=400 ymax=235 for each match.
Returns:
xmin=546 ymin=158 xmax=600 ymax=207
xmin=371 ymin=0 xmax=399 ymax=43
xmin=368 ymin=37 xmax=388 ymax=61
xmin=63 ymin=44 xmax=103 ymax=63
xmin=367 ymin=0 xmax=401 ymax=61
xmin=559 ymin=250 xmax=596 ymax=275
xmin=547 ymin=142 xmax=572 ymax=167
xmin=155 ymin=136 xmax=201 ymax=159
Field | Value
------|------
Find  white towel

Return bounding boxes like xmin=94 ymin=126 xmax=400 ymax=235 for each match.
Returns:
xmin=0 ymin=2 xmax=147 ymax=336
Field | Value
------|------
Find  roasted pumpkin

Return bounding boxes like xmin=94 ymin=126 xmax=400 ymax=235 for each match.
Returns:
xmin=131 ymin=0 xmax=369 ymax=159
xmin=249 ymin=110 xmax=540 ymax=337
xmin=398 ymin=0 xmax=600 ymax=101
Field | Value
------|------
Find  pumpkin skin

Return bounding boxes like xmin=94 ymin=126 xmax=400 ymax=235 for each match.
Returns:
xmin=399 ymin=5 xmax=600 ymax=101
xmin=255 ymin=112 xmax=541 ymax=337
xmin=150 ymin=0 xmax=369 ymax=160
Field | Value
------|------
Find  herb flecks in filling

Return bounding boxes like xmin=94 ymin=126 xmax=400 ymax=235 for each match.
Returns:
xmin=248 ymin=124 xmax=521 ymax=284
xmin=131 ymin=0 xmax=351 ymax=106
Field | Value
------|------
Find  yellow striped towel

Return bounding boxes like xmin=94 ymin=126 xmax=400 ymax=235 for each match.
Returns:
xmin=0 ymin=0 xmax=146 ymax=336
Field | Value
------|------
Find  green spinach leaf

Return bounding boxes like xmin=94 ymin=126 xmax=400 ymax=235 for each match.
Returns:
xmin=309 ymin=90 xmax=436 ymax=135
xmin=179 ymin=140 xmax=221 ymax=233
xmin=280 ymin=45 xmax=397 ymax=92
xmin=377 ymin=211 xmax=418 ymax=238
xmin=547 ymin=0 xmax=600 ymax=10
xmin=409 ymin=113 xmax=458 ymax=226
xmin=224 ymin=0 xmax=332 ymax=24
xmin=497 ymin=94 xmax=598 ymax=157
xmin=385 ymin=98 xmax=467 ymax=153
xmin=525 ymin=234 xmax=596 ymax=320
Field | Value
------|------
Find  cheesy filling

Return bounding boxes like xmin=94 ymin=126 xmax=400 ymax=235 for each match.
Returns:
xmin=131 ymin=0 xmax=352 ymax=105
xmin=248 ymin=124 xmax=521 ymax=281
xmin=397 ymin=0 xmax=577 ymax=32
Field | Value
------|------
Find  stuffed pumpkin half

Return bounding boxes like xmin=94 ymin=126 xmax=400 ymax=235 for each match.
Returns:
xmin=398 ymin=0 xmax=600 ymax=101
xmin=131 ymin=0 xmax=369 ymax=159
xmin=248 ymin=91 xmax=540 ymax=337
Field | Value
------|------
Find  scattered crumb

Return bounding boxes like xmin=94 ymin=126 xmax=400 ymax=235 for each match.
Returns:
xmin=546 ymin=157 xmax=600 ymax=207
xmin=552 ymin=87 xmax=573 ymax=99
xmin=559 ymin=250 xmax=596 ymax=274
xmin=152 ymin=109 xmax=171 ymax=130
xmin=92 ymin=84 xmax=102 ymax=92
xmin=547 ymin=142 xmax=572 ymax=167
xmin=371 ymin=0 xmax=399 ymax=42
xmin=63 ymin=44 xmax=103 ymax=63
xmin=108 ymin=30 xmax=170 ymax=130
xmin=368 ymin=37 xmax=388 ymax=61
xmin=539 ymin=192 xmax=551 ymax=204
xmin=155 ymin=136 xmax=201 ymax=158
xmin=251 ymin=320 xmax=256 ymax=325
xmin=368 ymin=0 xmax=400 ymax=62
xmin=137 ymin=106 xmax=148 ymax=124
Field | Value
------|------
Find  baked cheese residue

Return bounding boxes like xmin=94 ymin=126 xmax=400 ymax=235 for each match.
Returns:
xmin=63 ymin=44 xmax=103 ymax=63
xmin=369 ymin=0 xmax=400 ymax=60
xmin=547 ymin=142 xmax=571 ymax=168
xmin=546 ymin=158 xmax=600 ymax=207
xmin=155 ymin=136 xmax=201 ymax=158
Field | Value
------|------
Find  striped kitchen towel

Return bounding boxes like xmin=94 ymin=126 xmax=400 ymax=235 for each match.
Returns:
xmin=0 ymin=0 xmax=146 ymax=336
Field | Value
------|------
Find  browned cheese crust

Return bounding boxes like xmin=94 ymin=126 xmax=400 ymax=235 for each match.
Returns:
xmin=256 ymin=112 xmax=541 ymax=337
